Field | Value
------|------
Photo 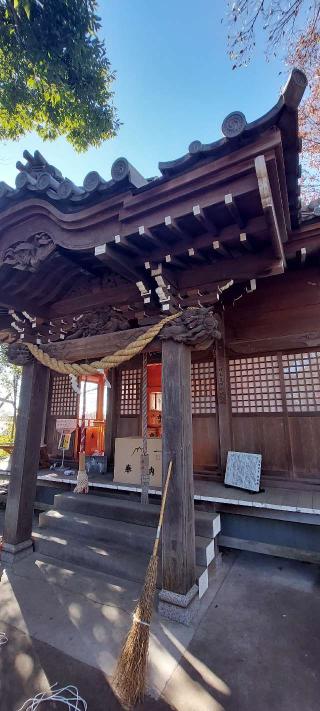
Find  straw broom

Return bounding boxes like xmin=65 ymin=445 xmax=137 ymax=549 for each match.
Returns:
xmin=112 ymin=460 xmax=173 ymax=709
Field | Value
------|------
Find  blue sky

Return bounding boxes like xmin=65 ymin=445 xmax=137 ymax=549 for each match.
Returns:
xmin=0 ymin=0 xmax=285 ymax=187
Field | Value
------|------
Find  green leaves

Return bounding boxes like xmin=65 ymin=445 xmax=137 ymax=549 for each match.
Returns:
xmin=13 ymin=0 xmax=31 ymax=18
xmin=0 ymin=0 xmax=119 ymax=151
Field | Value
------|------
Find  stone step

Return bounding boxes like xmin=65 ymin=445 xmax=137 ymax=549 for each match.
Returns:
xmin=39 ymin=509 xmax=153 ymax=551
xmin=33 ymin=529 xmax=153 ymax=585
xmin=53 ymin=492 xmax=220 ymax=539
xmin=53 ymin=492 xmax=161 ymax=527
xmin=38 ymin=509 xmax=215 ymax=567
xmin=33 ymin=529 xmax=207 ymax=592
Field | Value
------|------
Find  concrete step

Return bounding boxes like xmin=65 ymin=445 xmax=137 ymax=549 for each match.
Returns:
xmin=53 ymin=492 xmax=160 ymax=527
xmin=38 ymin=509 xmax=215 ymax=567
xmin=53 ymin=492 xmax=220 ymax=539
xmin=33 ymin=529 xmax=153 ymax=585
xmin=39 ymin=509 xmax=154 ymax=552
xmin=33 ymin=529 xmax=208 ymax=592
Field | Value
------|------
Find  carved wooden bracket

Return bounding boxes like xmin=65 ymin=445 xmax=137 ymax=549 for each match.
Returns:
xmin=0 ymin=232 xmax=54 ymax=272
xmin=7 ymin=342 xmax=33 ymax=366
xmin=66 ymin=307 xmax=131 ymax=340
xmin=160 ymin=307 xmax=221 ymax=348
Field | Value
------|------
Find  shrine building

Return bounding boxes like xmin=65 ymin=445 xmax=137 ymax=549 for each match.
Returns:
xmin=1 ymin=67 xmax=320 ymax=621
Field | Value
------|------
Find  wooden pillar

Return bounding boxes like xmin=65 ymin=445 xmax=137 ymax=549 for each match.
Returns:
xmin=215 ymin=317 xmax=232 ymax=472
xmin=2 ymin=360 xmax=49 ymax=563
xmin=104 ymin=368 xmax=118 ymax=471
xmin=40 ymin=371 xmax=50 ymax=445
xmin=161 ymin=339 xmax=196 ymax=595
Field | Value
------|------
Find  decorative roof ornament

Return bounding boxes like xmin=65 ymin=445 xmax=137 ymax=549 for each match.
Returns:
xmin=111 ymin=157 xmax=147 ymax=188
xmin=221 ymin=111 xmax=247 ymax=139
xmin=0 ymin=148 xmax=148 ymax=207
xmin=16 ymin=149 xmax=63 ymax=182
xmin=57 ymin=178 xmax=85 ymax=200
xmin=188 ymin=140 xmax=203 ymax=155
xmin=281 ymin=68 xmax=308 ymax=110
xmin=83 ymin=171 xmax=108 ymax=193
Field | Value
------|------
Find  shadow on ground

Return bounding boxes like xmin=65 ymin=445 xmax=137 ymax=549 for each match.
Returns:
xmin=162 ymin=551 xmax=320 ymax=711
xmin=0 ymin=620 xmax=176 ymax=710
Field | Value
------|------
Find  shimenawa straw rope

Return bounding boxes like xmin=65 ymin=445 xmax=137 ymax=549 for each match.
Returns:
xmin=25 ymin=312 xmax=180 ymax=375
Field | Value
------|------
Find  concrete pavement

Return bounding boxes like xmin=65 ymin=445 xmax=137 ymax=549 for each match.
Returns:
xmin=0 ymin=503 xmax=320 ymax=711
xmin=162 ymin=552 xmax=320 ymax=711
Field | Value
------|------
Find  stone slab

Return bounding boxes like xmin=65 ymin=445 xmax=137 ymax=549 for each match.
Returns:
xmin=224 ymin=451 xmax=262 ymax=492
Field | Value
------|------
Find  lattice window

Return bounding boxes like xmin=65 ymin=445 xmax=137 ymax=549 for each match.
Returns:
xmin=120 ymin=368 xmax=141 ymax=415
xmin=191 ymin=361 xmax=216 ymax=414
xmin=50 ymin=374 xmax=78 ymax=416
xmin=229 ymin=356 xmax=283 ymax=414
xmin=282 ymin=352 xmax=320 ymax=412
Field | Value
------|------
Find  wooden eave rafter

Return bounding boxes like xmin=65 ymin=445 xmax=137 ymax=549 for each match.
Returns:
xmin=255 ymin=155 xmax=286 ymax=267
xmin=49 ymin=283 xmax=142 ymax=318
xmin=94 ymin=242 xmax=146 ymax=284
xmin=177 ymin=251 xmax=284 ymax=291
xmin=136 ymin=216 xmax=267 ymax=269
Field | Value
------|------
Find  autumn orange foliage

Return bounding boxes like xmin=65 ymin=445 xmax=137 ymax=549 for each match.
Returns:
xmin=288 ymin=24 xmax=320 ymax=201
xmin=227 ymin=1 xmax=320 ymax=203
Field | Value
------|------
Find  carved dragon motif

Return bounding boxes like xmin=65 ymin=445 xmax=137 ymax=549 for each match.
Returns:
xmin=160 ymin=307 xmax=221 ymax=348
xmin=0 ymin=232 xmax=54 ymax=272
xmin=7 ymin=342 xmax=33 ymax=365
xmin=66 ymin=307 xmax=131 ymax=339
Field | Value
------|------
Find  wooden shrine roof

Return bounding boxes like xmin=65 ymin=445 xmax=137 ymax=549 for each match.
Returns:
xmin=0 ymin=69 xmax=307 ymax=227
xmin=0 ymin=68 xmax=319 ymax=348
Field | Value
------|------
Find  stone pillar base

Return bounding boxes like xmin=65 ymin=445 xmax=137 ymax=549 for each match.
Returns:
xmin=1 ymin=539 xmax=33 ymax=565
xmin=158 ymin=584 xmax=199 ymax=626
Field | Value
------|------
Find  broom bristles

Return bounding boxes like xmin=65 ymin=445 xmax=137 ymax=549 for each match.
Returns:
xmin=112 ymin=555 xmax=158 ymax=709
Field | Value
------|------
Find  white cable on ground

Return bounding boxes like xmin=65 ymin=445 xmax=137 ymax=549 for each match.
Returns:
xmin=0 ymin=632 xmax=8 ymax=646
xmin=17 ymin=684 xmax=87 ymax=710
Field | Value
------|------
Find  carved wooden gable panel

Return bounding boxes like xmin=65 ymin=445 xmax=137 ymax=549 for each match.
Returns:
xmin=0 ymin=232 xmax=54 ymax=271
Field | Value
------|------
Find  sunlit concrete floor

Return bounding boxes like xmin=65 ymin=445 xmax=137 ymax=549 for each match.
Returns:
xmin=0 ymin=508 xmax=320 ymax=711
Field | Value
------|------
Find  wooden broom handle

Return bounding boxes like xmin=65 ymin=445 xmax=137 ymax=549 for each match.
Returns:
xmin=152 ymin=460 xmax=173 ymax=557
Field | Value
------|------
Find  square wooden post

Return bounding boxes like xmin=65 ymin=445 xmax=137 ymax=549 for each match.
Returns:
xmin=159 ymin=339 xmax=198 ymax=624
xmin=2 ymin=360 xmax=49 ymax=564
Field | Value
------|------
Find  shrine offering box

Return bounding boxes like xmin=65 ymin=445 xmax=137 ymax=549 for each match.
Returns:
xmin=114 ymin=437 xmax=162 ymax=487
